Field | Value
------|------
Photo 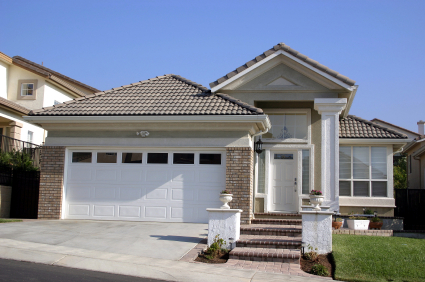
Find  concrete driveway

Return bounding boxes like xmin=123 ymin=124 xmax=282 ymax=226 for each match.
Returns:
xmin=0 ymin=220 xmax=208 ymax=260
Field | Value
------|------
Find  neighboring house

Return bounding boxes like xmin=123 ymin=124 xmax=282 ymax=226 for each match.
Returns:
xmin=0 ymin=51 xmax=99 ymax=145
xmin=404 ymin=121 xmax=425 ymax=189
xmin=25 ymin=43 xmax=407 ymax=223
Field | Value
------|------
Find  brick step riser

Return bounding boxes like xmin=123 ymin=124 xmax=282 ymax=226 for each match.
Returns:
xmin=236 ymin=242 xmax=301 ymax=249
xmin=229 ymin=255 xmax=300 ymax=264
xmin=254 ymin=215 xmax=302 ymax=220
xmin=240 ymin=230 xmax=302 ymax=237
xmin=251 ymin=221 xmax=302 ymax=226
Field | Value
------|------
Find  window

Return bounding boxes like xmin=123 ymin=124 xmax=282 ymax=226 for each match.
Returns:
xmin=97 ymin=152 xmax=117 ymax=163
xmin=27 ymin=131 xmax=33 ymax=143
xmin=147 ymin=153 xmax=168 ymax=164
xmin=199 ymin=154 xmax=221 ymax=165
xmin=274 ymin=153 xmax=293 ymax=160
xmin=54 ymin=100 xmax=61 ymax=105
xmin=339 ymin=146 xmax=388 ymax=197
xmin=173 ymin=153 xmax=194 ymax=164
xmin=122 ymin=153 xmax=143 ymax=163
xmin=257 ymin=151 xmax=266 ymax=194
xmin=263 ymin=109 xmax=310 ymax=142
xmin=302 ymin=150 xmax=310 ymax=194
xmin=72 ymin=152 xmax=92 ymax=163
xmin=17 ymin=80 xmax=37 ymax=100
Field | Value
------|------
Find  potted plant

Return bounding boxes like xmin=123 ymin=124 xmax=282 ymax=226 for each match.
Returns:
xmin=219 ymin=190 xmax=233 ymax=209
xmin=369 ymin=217 xmax=383 ymax=230
xmin=347 ymin=216 xmax=370 ymax=230
xmin=309 ymin=190 xmax=324 ymax=211
xmin=332 ymin=218 xmax=344 ymax=229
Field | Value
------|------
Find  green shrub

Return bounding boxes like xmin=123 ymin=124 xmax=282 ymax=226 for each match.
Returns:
xmin=370 ymin=217 xmax=382 ymax=222
xmin=0 ymin=151 xmax=38 ymax=171
xmin=335 ymin=218 xmax=343 ymax=222
xmin=349 ymin=216 xmax=368 ymax=220
xmin=311 ymin=264 xmax=329 ymax=276
xmin=304 ymin=244 xmax=318 ymax=261
xmin=204 ymin=235 xmax=227 ymax=260
xmin=364 ymin=209 xmax=374 ymax=215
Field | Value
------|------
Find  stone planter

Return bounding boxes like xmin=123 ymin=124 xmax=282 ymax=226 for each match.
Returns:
xmin=309 ymin=195 xmax=324 ymax=211
xmin=369 ymin=221 xmax=383 ymax=230
xmin=219 ymin=194 xmax=233 ymax=209
xmin=332 ymin=221 xmax=343 ymax=229
xmin=347 ymin=219 xmax=370 ymax=230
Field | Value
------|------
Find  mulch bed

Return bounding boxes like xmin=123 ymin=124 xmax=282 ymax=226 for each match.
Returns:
xmin=300 ymin=253 xmax=334 ymax=277
xmin=195 ymin=250 xmax=229 ymax=264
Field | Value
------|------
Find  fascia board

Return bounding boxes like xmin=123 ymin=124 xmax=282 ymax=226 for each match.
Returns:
xmin=24 ymin=114 xmax=271 ymax=128
xmin=339 ymin=139 xmax=408 ymax=144
xmin=343 ymin=85 xmax=358 ymax=118
xmin=211 ymin=50 xmax=355 ymax=92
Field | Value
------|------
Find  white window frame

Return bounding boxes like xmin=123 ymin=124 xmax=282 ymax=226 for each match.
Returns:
xmin=339 ymin=145 xmax=392 ymax=198
xmin=17 ymin=79 xmax=37 ymax=100
xmin=262 ymin=108 xmax=311 ymax=144
xmin=27 ymin=130 xmax=34 ymax=143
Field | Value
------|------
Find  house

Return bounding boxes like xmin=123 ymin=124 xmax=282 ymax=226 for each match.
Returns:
xmin=404 ymin=121 xmax=425 ymax=189
xmin=0 ymin=51 xmax=99 ymax=146
xmin=24 ymin=43 xmax=408 ymax=223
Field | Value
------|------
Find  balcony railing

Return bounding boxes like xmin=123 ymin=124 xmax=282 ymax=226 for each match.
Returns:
xmin=0 ymin=134 xmax=41 ymax=167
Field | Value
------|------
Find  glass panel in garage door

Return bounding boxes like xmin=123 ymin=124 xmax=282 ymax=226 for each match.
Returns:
xmin=97 ymin=153 xmax=117 ymax=163
xmin=199 ymin=154 xmax=221 ymax=164
xmin=72 ymin=152 xmax=92 ymax=163
xmin=122 ymin=153 xmax=143 ymax=163
xmin=173 ymin=153 xmax=194 ymax=164
xmin=147 ymin=153 xmax=168 ymax=164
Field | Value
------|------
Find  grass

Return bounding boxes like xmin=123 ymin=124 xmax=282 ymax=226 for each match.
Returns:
xmin=0 ymin=219 xmax=22 ymax=223
xmin=333 ymin=234 xmax=425 ymax=282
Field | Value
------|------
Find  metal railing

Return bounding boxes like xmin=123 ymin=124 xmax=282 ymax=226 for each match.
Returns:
xmin=0 ymin=134 xmax=41 ymax=167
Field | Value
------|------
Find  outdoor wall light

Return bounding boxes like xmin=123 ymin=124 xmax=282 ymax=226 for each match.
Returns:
xmin=254 ymin=138 xmax=263 ymax=154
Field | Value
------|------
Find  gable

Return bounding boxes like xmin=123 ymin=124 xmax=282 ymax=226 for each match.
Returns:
xmin=231 ymin=63 xmax=330 ymax=92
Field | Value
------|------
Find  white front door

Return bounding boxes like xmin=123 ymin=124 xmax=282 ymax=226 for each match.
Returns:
xmin=271 ymin=152 xmax=298 ymax=212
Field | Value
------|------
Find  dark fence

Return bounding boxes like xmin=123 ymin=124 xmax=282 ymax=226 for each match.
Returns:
xmin=0 ymin=134 xmax=41 ymax=167
xmin=395 ymin=189 xmax=425 ymax=230
xmin=0 ymin=165 xmax=12 ymax=185
xmin=10 ymin=170 xmax=40 ymax=219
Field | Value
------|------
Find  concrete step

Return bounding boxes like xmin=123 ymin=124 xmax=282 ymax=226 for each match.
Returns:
xmin=251 ymin=218 xmax=302 ymax=226
xmin=236 ymin=234 xmax=302 ymax=249
xmin=254 ymin=213 xmax=302 ymax=220
xmin=240 ymin=224 xmax=302 ymax=237
xmin=229 ymin=247 xmax=300 ymax=264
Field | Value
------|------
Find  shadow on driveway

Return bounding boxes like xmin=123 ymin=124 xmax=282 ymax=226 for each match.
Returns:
xmin=150 ymin=235 xmax=207 ymax=243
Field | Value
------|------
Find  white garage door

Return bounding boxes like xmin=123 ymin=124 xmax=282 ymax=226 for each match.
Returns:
xmin=64 ymin=149 xmax=225 ymax=223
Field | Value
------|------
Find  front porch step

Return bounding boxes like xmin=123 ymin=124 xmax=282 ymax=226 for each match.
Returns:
xmin=251 ymin=218 xmax=302 ymax=225
xmin=229 ymin=247 xmax=300 ymax=263
xmin=240 ymin=224 xmax=302 ymax=237
xmin=254 ymin=213 xmax=302 ymax=220
xmin=237 ymin=234 xmax=302 ymax=249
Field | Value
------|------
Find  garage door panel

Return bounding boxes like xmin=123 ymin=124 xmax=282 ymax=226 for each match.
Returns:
xmin=69 ymin=168 xmax=93 ymax=182
xmin=121 ymin=169 xmax=143 ymax=182
xmin=65 ymin=150 xmax=225 ymax=223
xmin=94 ymin=186 xmax=117 ymax=200
xmin=118 ymin=206 xmax=141 ymax=218
xmin=93 ymin=205 xmax=115 ymax=217
xmin=145 ymin=206 xmax=167 ymax=218
xmin=119 ymin=186 xmax=143 ymax=200
xmin=95 ymin=169 xmax=118 ymax=182
xmin=67 ymin=185 xmax=92 ymax=200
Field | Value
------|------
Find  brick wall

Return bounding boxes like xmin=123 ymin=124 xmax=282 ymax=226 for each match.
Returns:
xmin=226 ymin=147 xmax=253 ymax=224
xmin=38 ymin=146 xmax=65 ymax=219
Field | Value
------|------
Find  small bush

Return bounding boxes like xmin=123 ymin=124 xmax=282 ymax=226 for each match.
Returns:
xmin=311 ymin=263 xmax=329 ymax=276
xmin=204 ymin=235 xmax=227 ymax=260
xmin=364 ymin=209 xmax=374 ymax=215
xmin=349 ymin=216 xmax=368 ymax=220
xmin=304 ymin=244 xmax=318 ymax=261
xmin=370 ymin=217 xmax=382 ymax=222
xmin=0 ymin=151 xmax=38 ymax=171
xmin=335 ymin=218 xmax=343 ymax=222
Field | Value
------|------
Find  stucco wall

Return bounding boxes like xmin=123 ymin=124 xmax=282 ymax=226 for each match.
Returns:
xmin=43 ymin=82 xmax=74 ymax=108
xmin=0 ymin=61 xmax=8 ymax=99
xmin=406 ymin=141 xmax=425 ymax=189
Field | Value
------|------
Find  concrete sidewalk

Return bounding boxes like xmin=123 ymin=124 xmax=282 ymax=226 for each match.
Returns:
xmin=0 ymin=238 xmax=330 ymax=282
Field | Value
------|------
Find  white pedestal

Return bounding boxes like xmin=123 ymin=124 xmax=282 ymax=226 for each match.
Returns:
xmin=301 ymin=209 xmax=333 ymax=254
xmin=206 ymin=208 xmax=242 ymax=249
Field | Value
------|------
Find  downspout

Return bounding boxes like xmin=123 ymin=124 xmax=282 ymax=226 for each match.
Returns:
xmin=251 ymin=128 xmax=269 ymax=221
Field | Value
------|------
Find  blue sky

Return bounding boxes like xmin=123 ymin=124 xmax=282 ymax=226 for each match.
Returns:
xmin=1 ymin=0 xmax=424 ymax=132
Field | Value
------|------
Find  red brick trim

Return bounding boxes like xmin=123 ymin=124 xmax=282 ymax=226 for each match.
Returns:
xmin=226 ymin=147 xmax=253 ymax=224
xmin=38 ymin=146 xmax=65 ymax=219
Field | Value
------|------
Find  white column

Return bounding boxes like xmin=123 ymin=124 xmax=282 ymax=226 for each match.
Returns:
xmin=314 ymin=98 xmax=347 ymax=212
xmin=206 ymin=208 xmax=242 ymax=249
xmin=301 ymin=209 xmax=333 ymax=254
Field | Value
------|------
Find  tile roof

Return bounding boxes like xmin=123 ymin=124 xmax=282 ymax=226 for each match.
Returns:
xmin=29 ymin=74 xmax=264 ymax=116
xmin=0 ymin=97 xmax=31 ymax=115
xmin=210 ymin=42 xmax=356 ymax=89
xmin=339 ymin=116 xmax=408 ymax=139
xmin=370 ymin=118 xmax=420 ymax=137
xmin=12 ymin=56 xmax=100 ymax=93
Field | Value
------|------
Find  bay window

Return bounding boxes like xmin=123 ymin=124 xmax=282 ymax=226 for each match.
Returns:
xmin=339 ymin=146 xmax=389 ymax=197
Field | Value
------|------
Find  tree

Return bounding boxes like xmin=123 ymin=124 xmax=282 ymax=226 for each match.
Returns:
xmin=393 ymin=154 xmax=407 ymax=189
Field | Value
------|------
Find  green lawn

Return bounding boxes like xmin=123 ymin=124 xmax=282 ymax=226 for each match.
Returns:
xmin=0 ymin=219 xmax=22 ymax=223
xmin=333 ymin=234 xmax=425 ymax=282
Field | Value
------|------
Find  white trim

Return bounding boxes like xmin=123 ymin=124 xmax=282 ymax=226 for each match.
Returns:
xmin=24 ymin=114 xmax=271 ymax=127
xmin=211 ymin=50 xmax=355 ymax=92
xmin=339 ymin=139 xmax=408 ymax=145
